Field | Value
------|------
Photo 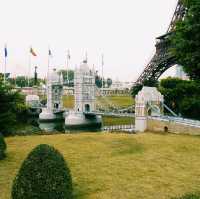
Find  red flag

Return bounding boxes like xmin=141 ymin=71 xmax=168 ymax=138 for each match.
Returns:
xmin=30 ymin=47 xmax=37 ymax=56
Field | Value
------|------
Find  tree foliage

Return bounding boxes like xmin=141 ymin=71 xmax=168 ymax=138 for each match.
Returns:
xmin=0 ymin=75 xmax=28 ymax=135
xmin=58 ymin=70 xmax=74 ymax=87
xmin=171 ymin=0 xmax=200 ymax=80
xmin=95 ymin=75 xmax=103 ymax=88
xmin=131 ymin=84 xmax=143 ymax=97
xmin=8 ymin=76 xmax=45 ymax=87
xmin=106 ymin=78 xmax=113 ymax=88
xmin=0 ymin=133 xmax=6 ymax=160
xmin=95 ymin=76 xmax=112 ymax=88
xmin=159 ymin=77 xmax=200 ymax=119
xmin=12 ymin=144 xmax=73 ymax=199
xmin=58 ymin=69 xmax=112 ymax=88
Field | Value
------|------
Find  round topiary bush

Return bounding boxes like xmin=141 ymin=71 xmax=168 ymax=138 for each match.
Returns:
xmin=12 ymin=144 xmax=73 ymax=199
xmin=0 ymin=133 xmax=6 ymax=160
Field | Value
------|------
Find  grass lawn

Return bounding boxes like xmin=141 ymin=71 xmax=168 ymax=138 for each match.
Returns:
xmin=1 ymin=133 xmax=200 ymax=199
xmin=96 ymin=95 xmax=134 ymax=109
xmin=63 ymin=95 xmax=134 ymax=109
xmin=102 ymin=116 xmax=134 ymax=126
xmin=63 ymin=95 xmax=75 ymax=109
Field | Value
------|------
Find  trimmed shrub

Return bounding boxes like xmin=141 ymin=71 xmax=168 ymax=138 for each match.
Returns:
xmin=12 ymin=144 xmax=73 ymax=199
xmin=0 ymin=133 xmax=6 ymax=160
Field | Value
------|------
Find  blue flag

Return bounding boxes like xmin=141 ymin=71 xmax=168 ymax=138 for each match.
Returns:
xmin=4 ymin=45 xmax=8 ymax=57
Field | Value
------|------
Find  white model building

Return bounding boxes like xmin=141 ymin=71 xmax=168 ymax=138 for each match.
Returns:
xmin=39 ymin=69 xmax=64 ymax=122
xmin=25 ymin=95 xmax=40 ymax=107
xmin=135 ymin=87 xmax=164 ymax=132
xmin=65 ymin=61 xmax=102 ymax=130
xmin=74 ymin=61 xmax=96 ymax=113
xmin=25 ymin=94 xmax=41 ymax=116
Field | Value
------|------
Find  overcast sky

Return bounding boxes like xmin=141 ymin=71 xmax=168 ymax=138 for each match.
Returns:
xmin=0 ymin=0 xmax=178 ymax=81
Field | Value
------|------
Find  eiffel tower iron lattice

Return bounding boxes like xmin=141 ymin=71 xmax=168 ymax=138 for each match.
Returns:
xmin=135 ymin=0 xmax=186 ymax=85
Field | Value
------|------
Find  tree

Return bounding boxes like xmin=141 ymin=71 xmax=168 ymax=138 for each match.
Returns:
xmin=171 ymin=0 xmax=200 ymax=80
xmin=12 ymin=144 xmax=73 ymax=199
xmin=159 ymin=77 xmax=200 ymax=119
xmin=95 ymin=72 xmax=112 ymax=88
xmin=0 ymin=133 xmax=6 ymax=160
xmin=15 ymin=76 xmax=27 ymax=87
xmin=0 ymin=75 xmax=28 ymax=135
xmin=7 ymin=76 xmax=45 ymax=87
xmin=180 ymin=97 xmax=200 ymax=120
xmin=106 ymin=78 xmax=112 ymax=88
xmin=131 ymin=84 xmax=143 ymax=97
xmin=58 ymin=70 xmax=74 ymax=87
xmin=95 ymin=75 xmax=102 ymax=88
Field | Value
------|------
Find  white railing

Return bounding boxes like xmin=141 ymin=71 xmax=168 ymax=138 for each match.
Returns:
xmin=150 ymin=116 xmax=200 ymax=128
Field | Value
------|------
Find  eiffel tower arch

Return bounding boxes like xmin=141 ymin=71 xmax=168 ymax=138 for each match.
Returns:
xmin=135 ymin=0 xmax=186 ymax=86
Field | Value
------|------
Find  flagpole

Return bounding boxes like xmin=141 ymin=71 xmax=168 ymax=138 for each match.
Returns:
xmin=101 ymin=53 xmax=104 ymax=90
xmin=47 ymin=48 xmax=50 ymax=110
xmin=4 ymin=44 xmax=7 ymax=84
xmin=4 ymin=56 xmax=7 ymax=84
xmin=28 ymin=50 xmax=31 ymax=87
xmin=85 ymin=51 xmax=88 ymax=63
xmin=67 ymin=56 xmax=69 ymax=85
xmin=67 ymin=49 xmax=70 ymax=85
xmin=14 ymin=74 xmax=17 ymax=87
xmin=47 ymin=48 xmax=50 ymax=82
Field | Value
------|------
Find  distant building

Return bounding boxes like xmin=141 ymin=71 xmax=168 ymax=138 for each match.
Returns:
xmin=175 ymin=65 xmax=189 ymax=80
xmin=110 ymin=79 xmax=134 ymax=90
xmin=98 ymin=79 xmax=135 ymax=96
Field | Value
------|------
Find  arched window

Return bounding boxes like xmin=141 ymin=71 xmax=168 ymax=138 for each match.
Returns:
xmin=54 ymin=103 xmax=59 ymax=109
xmin=85 ymin=104 xmax=90 ymax=112
xmin=164 ymin=126 xmax=168 ymax=133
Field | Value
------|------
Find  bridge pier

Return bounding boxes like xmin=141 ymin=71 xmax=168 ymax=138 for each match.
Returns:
xmin=135 ymin=87 xmax=164 ymax=132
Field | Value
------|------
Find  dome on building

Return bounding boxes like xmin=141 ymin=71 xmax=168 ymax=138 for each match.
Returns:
xmin=79 ymin=62 xmax=90 ymax=73
xmin=49 ymin=69 xmax=62 ymax=84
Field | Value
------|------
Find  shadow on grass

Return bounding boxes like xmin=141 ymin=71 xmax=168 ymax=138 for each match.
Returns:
xmin=73 ymin=186 xmax=88 ymax=199
xmin=110 ymin=138 xmax=144 ymax=156
xmin=172 ymin=193 xmax=200 ymax=199
xmin=73 ymin=183 xmax=108 ymax=199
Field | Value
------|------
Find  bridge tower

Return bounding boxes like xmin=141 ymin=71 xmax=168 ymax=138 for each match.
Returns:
xmin=74 ymin=61 xmax=96 ymax=113
xmin=65 ymin=60 xmax=102 ymax=130
xmin=46 ymin=68 xmax=63 ymax=111
xmin=39 ymin=68 xmax=64 ymax=122
xmin=135 ymin=87 xmax=164 ymax=132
